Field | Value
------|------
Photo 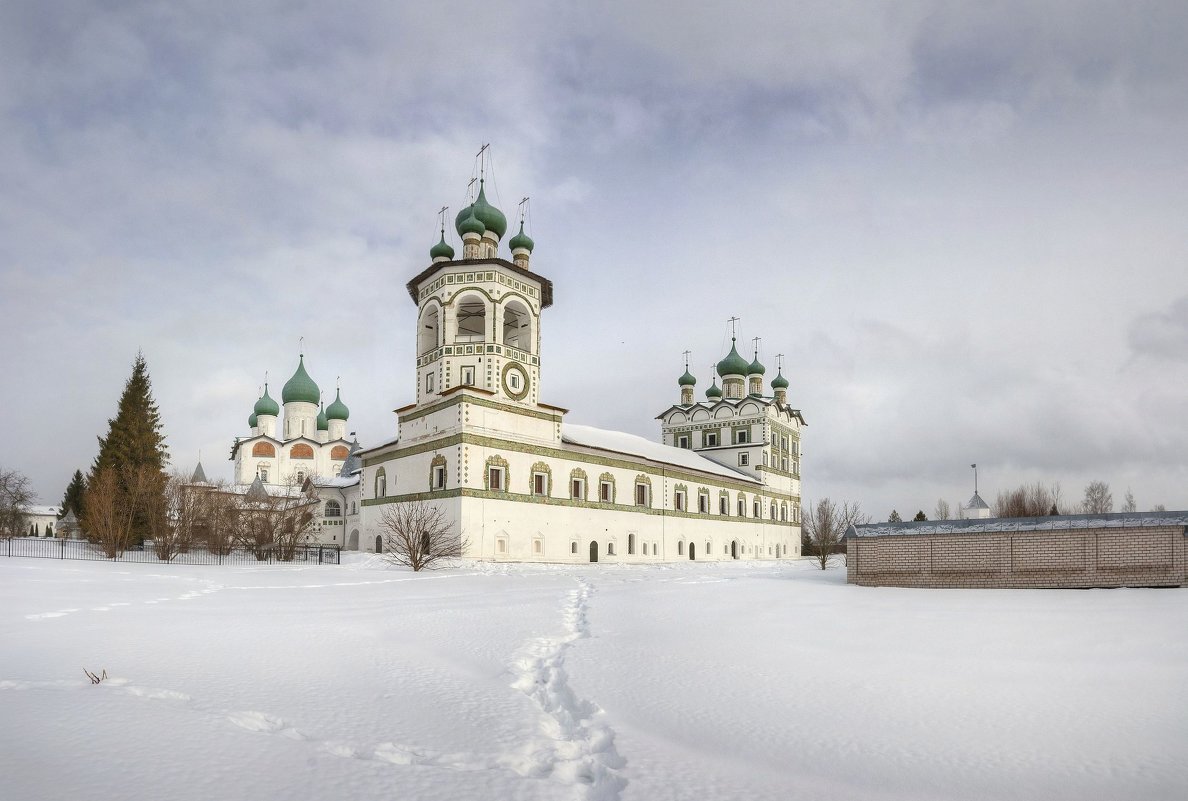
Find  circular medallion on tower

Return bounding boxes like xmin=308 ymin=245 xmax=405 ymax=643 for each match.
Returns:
xmin=501 ymin=361 xmax=530 ymax=401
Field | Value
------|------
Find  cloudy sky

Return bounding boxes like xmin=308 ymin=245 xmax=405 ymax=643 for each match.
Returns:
xmin=3 ymin=1 xmax=1186 ymax=518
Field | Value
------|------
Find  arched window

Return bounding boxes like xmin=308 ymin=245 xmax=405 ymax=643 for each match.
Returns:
xmin=607 ymin=542 xmax=615 ymax=556
xmin=375 ymin=535 xmax=383 ymax=553
xmin=252 ymin=442 xmax=276 ymax=458
xmin=290 ymin=444 xmax=314 ymax=460
xmin=628 ymin=533 xmax=636 ymax=555
xmin=419 ymin=303 xmax=441 ymax=354
xmin=331 ymin=445 xmax=350 ymax=460
xmin=325 ymin=500 xmax=341 ymax=518
xmin=502 ymin=299 xmax=532 ymax=352
xmin=571 ymin=541 xmax=578 ymax=554
xmin=455 ymin=294 xmax=487 ymax=343
xmin=374 ymin=469 xmax=387 ymax=498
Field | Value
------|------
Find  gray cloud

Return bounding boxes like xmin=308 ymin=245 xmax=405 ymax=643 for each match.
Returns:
xmin=3 ymin=1 xmax=1187 ymax=519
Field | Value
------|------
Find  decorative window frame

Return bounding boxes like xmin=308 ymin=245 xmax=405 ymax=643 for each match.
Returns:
xmin=698 ymin=488 xmax=710 ymax=514
xmin=719 ymin=489 xmax=731 ymax=515
xmin=738 ymin=494 xmax=747 ymax=517
xmin=485 ymin=455 xmax=509 ymax=492
xmin=673 ymin=482 xmax=688 ymax=512
xmin=633 ymin=474 xmax=652 ymax=507
xmin=430 ymin=454 xmax=447 ymax=490
xmin=530 ymin=461 xmax=553 ymax=497
xmin=599 ymin=472 xmax=616 ymax=503
xmin=374 ymin=468 xmax=387 ymax=498
xmin=569 ymin=467 xmax=588 ymax=501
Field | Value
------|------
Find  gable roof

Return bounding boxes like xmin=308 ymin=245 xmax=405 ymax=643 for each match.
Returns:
xmin=561 ymin=423 xmax=758 ymax=484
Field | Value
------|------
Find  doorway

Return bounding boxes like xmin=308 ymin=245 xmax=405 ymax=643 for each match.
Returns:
xmin=375 ymin=535 xmax=383 ymax=553
xmin=689 ymin=542 xmax=696 ymax=560
xmin=589 ymin=541 xmax=598 ymax=563
xmin=731 ymin=540 xmax=738 ymax=559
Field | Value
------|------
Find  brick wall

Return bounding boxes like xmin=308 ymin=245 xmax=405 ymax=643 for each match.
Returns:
xmin=847 ymin=526 xmax=1187 ymax=588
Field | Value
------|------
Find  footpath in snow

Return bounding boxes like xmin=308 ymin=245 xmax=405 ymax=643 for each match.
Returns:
xmin=1 ymin=555 xmax=1185 ymax=801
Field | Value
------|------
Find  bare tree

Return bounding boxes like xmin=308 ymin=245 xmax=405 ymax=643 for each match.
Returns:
xmin=803 ymin=498 xmax=869 ymax=570
xmin=235 ymin=478 xmax=318 ymax=561
xmin=933 ymin=498 xmax=951 ymax=521
xmin=155 ymin=471 xmax=201 ymax=560
xmin=376 ymin=501 xmax=467 ymax=571
xmin=1082 ymin=481 xmax=1113 ymax=514
xmin=0 ymin=467 xmax=36 ymax=538
xmin=83 ymin=467 xmax=160 ymax=557
xmin=1152 ymin=503 xmax=1166 ymax=512
xmin=1121 ymin=488 xmax=1137 ymax=513
xmin=993 ymin=482 xmax=1070 ymax=517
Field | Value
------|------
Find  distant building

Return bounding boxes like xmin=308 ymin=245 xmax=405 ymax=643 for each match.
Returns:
xmin=964 ymin=492 xmax=991 ymax=519
xmin=21 ymin=505 xmax=61 ymax=537
xmin=846 ymin=511 xmax=1188 ymax=588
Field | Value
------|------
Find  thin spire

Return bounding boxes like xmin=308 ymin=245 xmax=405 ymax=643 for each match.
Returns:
xmin=683 ymin=349 xmax=691 ymax=371
xmin=776 ymin=353 xmax=785 ymax=372
xmin=438 ymin=205 xmax=448 ymax=237
xmin=476 ymin=143 xmax=489 ymax=180
xmin=727 ymin=316 xmax=739 ymax=340
xmin=518 ymin=196 xmax=530 ymax=224
xmin=752 ymin=336 xmax=761 ymax=358
xmin=298 ymin=336 xmax=304 ymax=358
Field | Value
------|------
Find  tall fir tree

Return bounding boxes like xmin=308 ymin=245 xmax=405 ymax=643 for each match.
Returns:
xmin=59 ymin=469 xmax=86 ymax=519
xmin=88 ymin=353 xmax=169 ymax=545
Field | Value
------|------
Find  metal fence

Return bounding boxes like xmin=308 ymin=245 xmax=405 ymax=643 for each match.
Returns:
xmin=2 ymin=537 xmax=341 ymax=566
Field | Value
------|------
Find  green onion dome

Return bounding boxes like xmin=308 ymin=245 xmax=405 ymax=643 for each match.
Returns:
xmin=509 ymin=221 xmax=534 ymax=252
xmin=678 ymin=369 xmax=696 ymax=387
xmin=316 ymin=403 xmax=329 ymax=431
xmin=430 ymin=232 xmax=455 ymax=260
xmin=254 ymin=385 xmax=280 ymax=417
xmin=456 ymin=205 xmax=485 ymax=237
xmin=326 ymin=388 xmax=350 ymax=421
xmin=248 ymin=410 xmax=258 ymax=428
xmin=771 ymin=371 xmax=789 ymax=390
xmin=748 ymin=355 xmax=766 ymax=375
xmin=716 ymin=339 xmax=750 ymax=377
xmin=706 ymin=379 xmax=723 ymax=399
xmin=471 ymin=180 xmax=507 ymax=239
xmin=282 ymin=356 xmax=320 ymax=405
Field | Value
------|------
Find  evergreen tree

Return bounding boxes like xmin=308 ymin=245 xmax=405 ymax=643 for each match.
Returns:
xmin=889 ymin=510 xmax=902 ymax=523
xmin=60 ymin=469 xmax=86 ymax=519
xmin=913 ymin=510 xmax=927 ymax=521
xmin=87 ymin=353 xmax=169 ymax=545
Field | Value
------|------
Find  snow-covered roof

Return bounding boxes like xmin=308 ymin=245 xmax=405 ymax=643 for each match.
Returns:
xmin=561 ymin=423 xmax=758 ymax=484
xmin=314 ymin=476 xmax=360 ymax=489
xmin=21 ymin=505 xmax=60 ymax=517
xmin=847 ymin=511 xmax=1188 ymax=538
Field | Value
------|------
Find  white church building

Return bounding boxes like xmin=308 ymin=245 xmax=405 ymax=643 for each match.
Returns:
xmin=351 ymin=175 xmax=805 ymax=562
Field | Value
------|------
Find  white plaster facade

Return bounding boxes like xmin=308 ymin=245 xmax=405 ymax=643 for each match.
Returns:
xmin=358 ymin=201 xmax=805 ymax=562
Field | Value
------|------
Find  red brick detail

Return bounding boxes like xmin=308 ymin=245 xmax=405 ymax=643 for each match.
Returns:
xmin=330 ymin=445 xmax=349 ymax=460
xmin=289 ymin=444 xmax=315 ymax=460
xmin=251 ymin=442 xmax=276 ymax=458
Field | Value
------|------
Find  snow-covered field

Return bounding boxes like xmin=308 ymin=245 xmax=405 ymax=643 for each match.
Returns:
xmin=1 ymin=555 xmax=1185 ymax=801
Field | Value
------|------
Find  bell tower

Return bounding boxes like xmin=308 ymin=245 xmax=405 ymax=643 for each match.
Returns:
xmin=406 ymin=162 xmax=552 ymax=411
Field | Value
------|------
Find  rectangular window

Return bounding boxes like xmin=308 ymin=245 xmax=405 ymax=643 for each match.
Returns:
xmin=433 ymin=465 xmax=446 ymax=490
xmin=571 ymin=478 xmax=584 ymax=500
xmin=426 ymin=372 xmax=435 ymax=393
xmin=675 ymin=491 xmax=686 ymax=512
xmin=781 ymin=456 xmax=789 ymax=472
xmin=489 ymin=467 xmax=504 ymax=491
xmin=754 ymin=500 xmax=761 ymax=517
xmin=738 ymin=498 xmax=745 ymax=516
xmin=600 ymin=481 xmax=612 ymax=502
xmin=460 ymin=365 xmax=475 ymax=386
xmin=720 ymin=497 xmax=728 ymax=515
xmin=738 ymin=453 xmax=750 ymax=467
xmin=509 ymin=373 xmax=520 ymax=390
xmin=635 ymin=483 xmax=648 ymax=507
xmin=533 ymin=472 xmax=547 ymax=496
xmin=735 ymin=428 xmax=749 ymax=444
xmin=705 ymin=432 xmax=719 ymax=447
xmin=698 ymin=494 xmax=709 ymax=514
xmin=678 ymin=435 xmax=690 ymax=449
